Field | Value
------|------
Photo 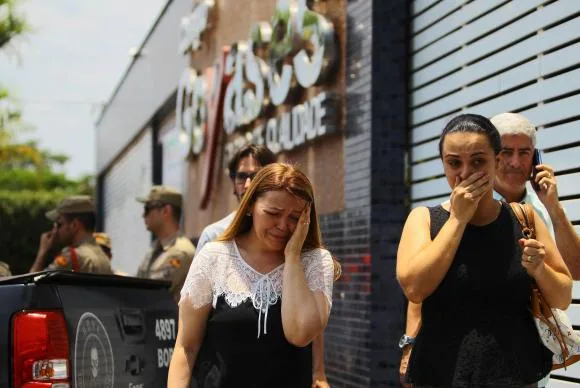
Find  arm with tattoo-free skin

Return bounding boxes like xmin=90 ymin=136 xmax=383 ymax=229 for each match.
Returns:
xmin=312 ymin=335 xmax=330 ymax=388
xmin=399 ymin=302 xmax=422 ymax=386
xmin=534 ymin=164 xmax=580 ymax=279
xmin=167 ymin=250 xmax=213 ymax=386
xmin=405 ymin=302 xmax=422 ymax=339
xmin=397 ymin=172 xmax=490 ymax=303
xmin=282 ymin=204 xmax=331 ymax=347
xmin=167 ymin=302 xmax=211 ymax=387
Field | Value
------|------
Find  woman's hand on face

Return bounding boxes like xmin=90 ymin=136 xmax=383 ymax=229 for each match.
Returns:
xmin=449 ymin=172 xmax=490 ymax=224
xmin=284 ymin=203 xmax=311 ymax=260
xmin=519 ymin=238 xmax=546 ymax=277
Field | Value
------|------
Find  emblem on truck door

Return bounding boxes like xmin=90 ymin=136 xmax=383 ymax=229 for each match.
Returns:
xmin=74 ymin=312 xmax=114 ymax=387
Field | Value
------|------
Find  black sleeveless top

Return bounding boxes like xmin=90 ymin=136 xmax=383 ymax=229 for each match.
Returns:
xmin=192 ymin=297 xmax=312 ymax=388
xmin=183 ymin=242 xmax=335 ymax=388
xmin=408 ymin=203 xmax=552 ymax=387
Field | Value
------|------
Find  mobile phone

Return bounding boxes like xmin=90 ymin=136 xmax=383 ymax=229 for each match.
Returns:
xmin=531 ymin=149 xmax=542 ymax=191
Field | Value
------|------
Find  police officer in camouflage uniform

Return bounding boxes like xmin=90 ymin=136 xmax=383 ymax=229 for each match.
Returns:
xmin=30 ymin=195 xmax=113 ymax=274
xmin=136 ymin=186 xmax=195 ymax=302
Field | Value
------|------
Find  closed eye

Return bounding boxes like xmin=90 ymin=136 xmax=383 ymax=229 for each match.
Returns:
xmin=447 ymin=159 xmax=461 ymax=168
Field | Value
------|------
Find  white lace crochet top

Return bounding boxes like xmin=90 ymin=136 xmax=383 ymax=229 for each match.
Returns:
xmin=180 ymin=240 xmax=334 ymax=337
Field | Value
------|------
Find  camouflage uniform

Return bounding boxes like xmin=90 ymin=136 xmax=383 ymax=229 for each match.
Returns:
xmin=136 ymin=186 xmax=195 ymax=301
xmin=93 ymin=232 xmax=113 ymax=259
xmin=47 ymin=236 xmax=113 ymax=274
xmin=137 ymin=234 xmax=194 ymax=299
xmin=44 ymin=196 xmax=113 ymax=275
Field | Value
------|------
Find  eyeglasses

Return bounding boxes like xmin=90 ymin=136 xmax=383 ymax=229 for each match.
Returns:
xmin=143 ymin=202 xmax=165 ymax=215
xmin=234 ymin=171 xmax=258 ymax=185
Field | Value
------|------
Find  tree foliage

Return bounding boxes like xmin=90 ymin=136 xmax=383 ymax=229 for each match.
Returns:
xmin=0 ymin=4 xmax=94 ymax=274
xmin=0 ymin=190 xmax=69 ymax=274
xmin=0 ymin=0 xmax=28 ymax=49
xmin=0 ymin=93 xmax=94 ymax=274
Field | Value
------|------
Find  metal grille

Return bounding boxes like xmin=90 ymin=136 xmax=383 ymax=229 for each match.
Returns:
xmin=409 ymin=0 xmax=580 ymax=384
xmin=102 ymin=130 xmax=153 ymax=275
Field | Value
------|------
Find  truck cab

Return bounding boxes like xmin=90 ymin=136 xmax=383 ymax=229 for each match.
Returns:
xmin=0 ymin=270 xmax=178 ymax=387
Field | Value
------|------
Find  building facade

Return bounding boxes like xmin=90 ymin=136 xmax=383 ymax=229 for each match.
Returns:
xmin=96 ymin=0 xmax=580 ymax=386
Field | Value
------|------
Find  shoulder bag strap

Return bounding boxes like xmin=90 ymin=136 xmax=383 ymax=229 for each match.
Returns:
xmin=510 ymin=202 xmax=569 ymax=358
xmin=509 ymin=202 xmax=536 ymax=240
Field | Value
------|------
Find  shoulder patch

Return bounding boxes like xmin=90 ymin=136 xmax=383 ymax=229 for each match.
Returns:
xmin=55 ymin=255 xmax=69 ymax=267
xmin=168 ymin=257 xmax=182 ymax=268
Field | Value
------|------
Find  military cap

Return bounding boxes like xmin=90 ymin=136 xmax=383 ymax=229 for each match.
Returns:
xmin=136 ymin=186 xmax=183 ymax=207
xmin=46 ymin=195 xmax=95 ymax=221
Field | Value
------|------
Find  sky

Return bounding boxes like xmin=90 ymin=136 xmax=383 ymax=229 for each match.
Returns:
xmin=0 ymin=0 xmax=167 ymax=178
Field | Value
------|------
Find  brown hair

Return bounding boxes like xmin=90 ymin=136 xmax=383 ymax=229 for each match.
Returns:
xmin=219 ymin=163 xmax=323 ymax=251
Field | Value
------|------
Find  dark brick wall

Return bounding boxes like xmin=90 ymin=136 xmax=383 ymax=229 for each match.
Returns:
xmin=369 ymin=0 xmax=409 ymax=386
xmin=321 ymin=0 xmax=409 ymax=387
xmin=321 ymin=208 xmax=371 ymax=388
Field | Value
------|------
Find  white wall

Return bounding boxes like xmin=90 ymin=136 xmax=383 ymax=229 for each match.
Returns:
xmin=103 ymin=130 xmax=153 ymax=275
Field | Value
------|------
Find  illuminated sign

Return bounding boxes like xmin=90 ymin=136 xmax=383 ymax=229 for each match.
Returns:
xmin=175 ymin=67 xmax=205 ymax=156
xmin=175 ymin=0 xmax=340 ymax=208
xmin=221 ymin=0 xmax=339 ymax=165
xmin=178 ymin=0 xmax=215 ymax=54
xmin=199 ymin=48 xmax=231 ymax=209
xmin=223 ymin=0 xmax=337 ymax=131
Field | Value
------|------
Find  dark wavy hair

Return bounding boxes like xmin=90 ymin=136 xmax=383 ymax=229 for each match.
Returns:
xmin=438 ymin=114 xmax=502 ymax=158
xmin=227 ymin=144 xmax=277 ymax=180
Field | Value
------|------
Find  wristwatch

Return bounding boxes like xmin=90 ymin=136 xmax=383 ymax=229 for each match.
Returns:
xmin=399 ymin=334 xmax=415 ymax=349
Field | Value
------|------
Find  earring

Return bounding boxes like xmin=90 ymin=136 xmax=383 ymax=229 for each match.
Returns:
xmin=246 ymin=212 xmax=252 ymax=217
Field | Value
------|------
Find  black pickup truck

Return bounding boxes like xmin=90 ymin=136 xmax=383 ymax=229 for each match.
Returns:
xmin=0 ymin=270 xmax=178 ymax=387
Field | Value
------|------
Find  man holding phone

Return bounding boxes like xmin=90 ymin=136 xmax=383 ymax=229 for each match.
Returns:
xmin=399 ymin=112 xmax=580 ymax=387
xmin=491 ymin=112 xmax=580 ymax=279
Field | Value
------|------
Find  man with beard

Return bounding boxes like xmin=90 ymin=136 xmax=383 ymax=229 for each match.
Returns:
xmin=30 ymin=195 xmax=113 ymax=274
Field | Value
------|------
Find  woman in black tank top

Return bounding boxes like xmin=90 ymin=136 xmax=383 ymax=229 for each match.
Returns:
xmin=396 ymin=114 xmax=572 ymax=387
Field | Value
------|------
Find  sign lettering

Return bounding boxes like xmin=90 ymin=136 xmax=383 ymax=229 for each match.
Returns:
xmin=222 ymin=0 xmax=338 ymax=133
xmin=176 ymin=0 xmax=340 ymax=209
xmin=199 ymin=48 xmax=231 ymax=209
xmin=157 ymin=348 xmax=173 ymax=368
xmin=223 ymin=41 xmax=269 ymax=134
xmin=155 ymin=318 xmax=176 ymax=341
xmin=224 ymin=91 xmax=338 ymax=166
xmin=178 ymin=0 xmax=215 ymax=54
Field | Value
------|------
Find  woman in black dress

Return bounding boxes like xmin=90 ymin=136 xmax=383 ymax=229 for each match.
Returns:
xmin=168 ymin=163 xmax=335 ymax=387
xmin=396 ymin=114 xmax=572 ymax=387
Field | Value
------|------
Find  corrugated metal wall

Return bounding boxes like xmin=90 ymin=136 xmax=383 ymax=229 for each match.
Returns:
xmin=409 ymin=0 xmax=580 ymax=385
xmin=102 ymin=130 xmax=153 ymax=275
